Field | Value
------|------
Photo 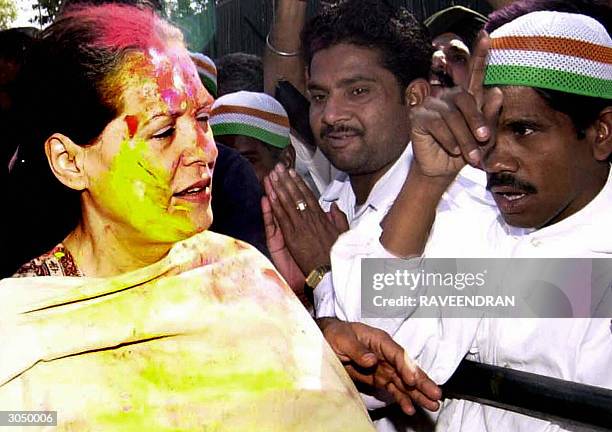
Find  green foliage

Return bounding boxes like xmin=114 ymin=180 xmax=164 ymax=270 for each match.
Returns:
xmin=0 ymin=0 xmax=17 ymax=29
xmin=31 ymin=0 xmax=63 ymax=26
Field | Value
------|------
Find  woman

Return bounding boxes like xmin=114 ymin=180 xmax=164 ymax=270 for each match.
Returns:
xmin=8 ymin=4 xmax=216 ymax=277
xmin=0 ymin=5 xmax=376 ymax=430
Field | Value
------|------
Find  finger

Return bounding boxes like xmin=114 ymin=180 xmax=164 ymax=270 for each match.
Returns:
xmin=289 ymin=168 xmax=326 ymax=215
xmin=467 ymin=31 xmax=490 ymax=108
xmin=265 ymin=174 xmax=296 ymax=235
xmin=441 ymin=100 xmax=482 ymax=167
xmin=344 ymin=364 xmax=375 ymax=387
xmin=329 ymin=203 xmax=349 ymax=232
xmin=268 ymin=167 xmax=304 ymax=227
xmin=261 ymin=196 xmax=276 ymax=239
xmin=386 ymin=383 xmax=416 ymax=416
xmin=408 ymin=387 xmax=441 ymax=412
xmin=454 ymin=91 xmax=490 ymax=143
xmin=271 ymin=164 xmax=310 ymax=225
xmin=482 ymin=86 xmax=504 ymax=130
xmin=411 ymin=105 xmax=462 ymax=156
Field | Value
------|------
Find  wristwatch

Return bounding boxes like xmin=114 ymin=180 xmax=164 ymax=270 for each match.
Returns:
xmin=305 ymin=265 xmax=332 ymax=290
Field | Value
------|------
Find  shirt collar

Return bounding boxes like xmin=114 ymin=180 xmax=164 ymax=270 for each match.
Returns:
xmin=320 ymin=145 xmax=413 ymax=217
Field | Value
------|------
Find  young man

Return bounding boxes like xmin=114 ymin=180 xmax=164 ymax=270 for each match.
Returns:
xmin=261 ymin=0 xmax=496 ymax=417
xmin=330 ymin=3 xmax=611 ymax=431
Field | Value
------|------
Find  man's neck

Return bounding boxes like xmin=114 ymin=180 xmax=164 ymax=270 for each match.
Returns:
xmin=349 ymin=157 xmax=400 ymax=206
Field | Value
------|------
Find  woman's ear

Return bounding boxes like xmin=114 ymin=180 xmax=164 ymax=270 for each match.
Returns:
xmin=592 ymin=107 xmax=612 ymax=162
xmin=45 ymin=133 xmax=88 ymax=191
xmin=405 ymin=78 xmax=431 ymax=107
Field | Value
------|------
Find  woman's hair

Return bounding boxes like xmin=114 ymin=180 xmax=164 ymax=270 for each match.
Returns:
xmin=2 ymin=4 xmax=183 ymax=276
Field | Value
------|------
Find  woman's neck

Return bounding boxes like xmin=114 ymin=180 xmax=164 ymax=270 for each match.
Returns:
xmin=63 ymin=209 xmax=172 ymax=278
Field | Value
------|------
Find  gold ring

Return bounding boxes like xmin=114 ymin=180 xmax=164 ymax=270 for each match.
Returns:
xmin=296 ymin=200 xmax=308 ymax=212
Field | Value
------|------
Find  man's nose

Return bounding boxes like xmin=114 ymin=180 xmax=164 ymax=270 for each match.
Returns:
xmin=321 ymin=94 xmax=350 ymax=126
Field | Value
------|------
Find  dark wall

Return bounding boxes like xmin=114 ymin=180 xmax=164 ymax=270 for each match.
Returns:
xmin=203 ymin=0 xmax=493 ymax=59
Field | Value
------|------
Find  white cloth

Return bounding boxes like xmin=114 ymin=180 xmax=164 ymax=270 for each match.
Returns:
xmin=291 ymin=134 xmax=340 ymax=198
xmin=329 ymin=165 xmax=612 ymax=432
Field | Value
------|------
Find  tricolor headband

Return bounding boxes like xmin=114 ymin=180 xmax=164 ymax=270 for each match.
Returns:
xmin=485 ymin=11 xmax=612 ymax=99
xmin=209 ymin=91 xmax=291 ymax=149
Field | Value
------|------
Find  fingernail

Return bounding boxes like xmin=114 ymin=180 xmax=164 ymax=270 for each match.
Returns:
xmin=270 ymin=171 xmax=278 ymax=182
xmin=468 ymin=149 xmax=481 ymax=165
xmin=289 ymin=168 xmax=297 ymax=177
xmin=453 ymin=146 xmax=460 ymax=155
xmin=268 ymin=189 xmax=277 ymax=200
xmin=276 ymin=163 xmax=285 ymax=173
xmin=475 ymin=126 xmax=489 ymax=140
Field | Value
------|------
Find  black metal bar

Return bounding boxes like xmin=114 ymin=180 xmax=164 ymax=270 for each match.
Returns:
xmin=441 ymin=360 xmax=612 ymax=431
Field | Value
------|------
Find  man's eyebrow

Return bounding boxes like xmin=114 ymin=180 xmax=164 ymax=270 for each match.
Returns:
xmin=308 ymin=76 xmax=378 ymax=91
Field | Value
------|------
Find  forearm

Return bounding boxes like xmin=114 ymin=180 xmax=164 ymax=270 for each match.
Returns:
xmin=381 ymin=164 xmax=453 ymax=257
xmin=263 ymin=0 xmax=307 ymax=95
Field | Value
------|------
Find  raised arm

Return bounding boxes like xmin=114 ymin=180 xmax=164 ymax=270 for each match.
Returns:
xmin=263 ymin=0 xmax=308 ymax=95
xmin=381 ymin=33 xmax=502 ymax=257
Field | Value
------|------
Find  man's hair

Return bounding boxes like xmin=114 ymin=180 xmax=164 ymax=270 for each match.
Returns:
xmin=216 ymin=52 xmax=263 ymax=96
xmin=300 ymin=0 xmax=432 ymax=92
xmin=485 ymin=0 xmax=611 ymax=138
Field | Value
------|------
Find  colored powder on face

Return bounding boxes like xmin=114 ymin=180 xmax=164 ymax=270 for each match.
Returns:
xmin=94 ymin=138 xmax=197 ymax=243
xmin=124 ymin=115 xmax=139 ymax=138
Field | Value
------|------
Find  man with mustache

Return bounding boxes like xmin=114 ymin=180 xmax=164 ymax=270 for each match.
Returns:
xmin=424 ymin=6 xmax=488 ymax=97
xmin=330 ymin=1 xmax=610 ymax=430
xmin=261 ymin=0 xmax=496 ymax=418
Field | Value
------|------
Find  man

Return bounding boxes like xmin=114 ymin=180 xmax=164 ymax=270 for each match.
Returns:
xmin=331 ymin=3 xmax=611 ymax=431
xmin=209 ymin=91 xmax=296 ymax=187
xmin=261 ymin=0 xmax=493 ymax=416
xmin=423 ymin=6 xmax=488 ymax=97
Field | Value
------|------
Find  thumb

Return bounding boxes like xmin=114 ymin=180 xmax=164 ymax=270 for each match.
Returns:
xmin=330 ymin=203 xmax=349 ymax=232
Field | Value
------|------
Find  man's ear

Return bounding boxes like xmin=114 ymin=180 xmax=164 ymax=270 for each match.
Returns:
xmin=404 ymin=78 xmax=430 ymax=107
xmin=44 ymin=133 xmax=88 ymax=191
xmin=592 ymin=107 xmax=612 ymax=162
xmin=280 ymin=144 xmax=296 ymax=169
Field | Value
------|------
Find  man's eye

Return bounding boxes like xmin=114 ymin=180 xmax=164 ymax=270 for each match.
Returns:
xmin=352 ymin=87 xmax=368 ymax=96
xmin=152 ymin=125 xmax=175 ymax=139
xmin=511 ymin=124 xmax=535 ymax=137
xmin=310 ymin=93 xmax=326 ymax=103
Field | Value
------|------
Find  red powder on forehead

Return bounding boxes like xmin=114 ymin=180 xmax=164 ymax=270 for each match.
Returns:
xmin=63 ymin=4 xmax=173 ymax=52
xmin=125 ymin=115 xmax=139 ymax=138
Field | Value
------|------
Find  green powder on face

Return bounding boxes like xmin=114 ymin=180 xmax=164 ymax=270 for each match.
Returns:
xmin=96 ymin=138 xmax=197 ymax=243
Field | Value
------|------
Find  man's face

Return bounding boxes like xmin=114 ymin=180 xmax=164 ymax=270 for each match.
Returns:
xmin=307 ymin=43 xmax=410 ymax=177
xmin=483 ymin=86 xmax=607 ymax=229
xmin=429 ymin=32 xmax=470 ymax=97
xmin=216 ymin=134 xmax=277 ymax=186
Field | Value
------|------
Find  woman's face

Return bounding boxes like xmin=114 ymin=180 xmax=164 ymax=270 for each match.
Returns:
xmin=83 ymin=42 xmax=217 ymax=244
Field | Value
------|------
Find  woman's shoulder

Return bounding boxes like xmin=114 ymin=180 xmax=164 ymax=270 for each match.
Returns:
xmin=13 ymin=244 xmax=83 ymax=278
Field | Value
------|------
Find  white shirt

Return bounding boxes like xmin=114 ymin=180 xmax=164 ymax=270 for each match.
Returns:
xmin=330 ymin=166 xmax=612 ymax=432
xmin=314 ymin=144 xmax=496 ymax=319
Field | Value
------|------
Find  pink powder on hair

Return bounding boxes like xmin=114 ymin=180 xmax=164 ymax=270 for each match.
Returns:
xmin=62 ymin=4 xmax=171 ymax=52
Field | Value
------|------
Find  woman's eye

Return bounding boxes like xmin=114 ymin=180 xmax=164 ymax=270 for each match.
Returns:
xmin=152 ymin=125 xmax=175 ymax=139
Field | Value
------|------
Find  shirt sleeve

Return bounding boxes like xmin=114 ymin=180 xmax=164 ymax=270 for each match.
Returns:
xmin=313 ymin=272 xmax=335 ymax=318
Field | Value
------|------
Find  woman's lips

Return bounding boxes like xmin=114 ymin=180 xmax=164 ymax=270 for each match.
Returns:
xmin=173 ymin=179 xmax=211 ymax=203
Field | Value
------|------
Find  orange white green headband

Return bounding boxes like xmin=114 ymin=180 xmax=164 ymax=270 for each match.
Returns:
xmin=485 ymin=11 xmax=612 ymax=99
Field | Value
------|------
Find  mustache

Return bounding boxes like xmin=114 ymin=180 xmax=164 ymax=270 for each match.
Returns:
xmin=486 ymin=173 xmax=537 ymax=194
xmin=431 ymin=70 xmax=455 ymax=88
xmin=320 ymin=124 xmax=364 ymax=140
